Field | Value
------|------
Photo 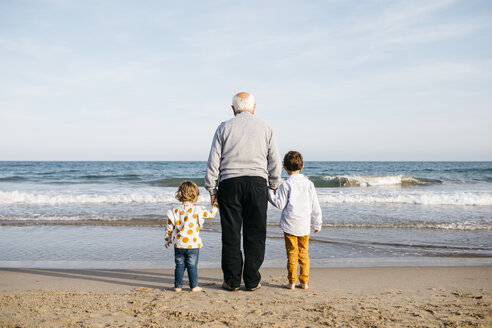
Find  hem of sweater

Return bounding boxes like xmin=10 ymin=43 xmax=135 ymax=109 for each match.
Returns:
xmin=172 ymin=245 xmax=203 ymax=249
xmin=219 ymin=172 xmax=268 ymax=183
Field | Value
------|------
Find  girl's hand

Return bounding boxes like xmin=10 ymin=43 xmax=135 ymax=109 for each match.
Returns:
xmin=314 ymin=229 xmax=320 ymax=233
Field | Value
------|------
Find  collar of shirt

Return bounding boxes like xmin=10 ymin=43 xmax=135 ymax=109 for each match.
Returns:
xmin=288 ymin=173 xmax=305 ymax=180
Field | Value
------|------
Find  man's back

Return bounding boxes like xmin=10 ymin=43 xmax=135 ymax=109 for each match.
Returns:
xmin=205 ymin=111 xmax=281 ymax=195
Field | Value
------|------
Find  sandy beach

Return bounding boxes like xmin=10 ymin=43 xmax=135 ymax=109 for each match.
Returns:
xmin=0 ymin=266 xmax=491 ymax=327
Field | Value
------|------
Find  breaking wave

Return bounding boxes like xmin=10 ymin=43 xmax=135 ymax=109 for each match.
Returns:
xmin=310 ymin=175 xmax=440 ymax=187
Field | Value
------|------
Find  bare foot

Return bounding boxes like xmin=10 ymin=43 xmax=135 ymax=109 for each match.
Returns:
xmin=174 ymin=288 xmax=182 ymax=292
xmin=285 ymin=283 xmax=295 ymax=290
xmin=191 ymin=286 xmax=203 ymax=292
xmin=299 ymin=283 xmax=309 ymax=290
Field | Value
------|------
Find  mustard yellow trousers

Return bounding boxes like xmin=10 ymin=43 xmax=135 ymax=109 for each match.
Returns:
xmin=284 ymin=232 xmax=310 ymax=284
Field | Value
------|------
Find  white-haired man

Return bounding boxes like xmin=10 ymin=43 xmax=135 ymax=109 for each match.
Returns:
xmin=205 ymin=92 xmax=282 ymax=291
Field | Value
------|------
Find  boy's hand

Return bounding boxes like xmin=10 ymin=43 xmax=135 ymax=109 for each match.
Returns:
xmin=314 ymin=229 xmax=320 ymax=233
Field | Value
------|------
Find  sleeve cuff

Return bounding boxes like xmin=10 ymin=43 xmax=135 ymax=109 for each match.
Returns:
xmin=269 ymin=179 xmax=282 ymax=190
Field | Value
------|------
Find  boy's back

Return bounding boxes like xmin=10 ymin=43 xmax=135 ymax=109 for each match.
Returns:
xmin=269 ymin=173 xmax=322 ymax=236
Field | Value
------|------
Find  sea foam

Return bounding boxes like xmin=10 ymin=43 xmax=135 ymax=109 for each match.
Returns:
xmin=317 ymin=191 xmax=492 ymax=206
xmin=1 ymin=190 xmax=491 ymax=206
xmin=0 ymin=190 xmax=179 ymax=205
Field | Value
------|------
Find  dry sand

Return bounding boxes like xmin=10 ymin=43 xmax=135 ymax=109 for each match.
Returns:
xmin=1 ymin=266 xmax=491 ymax=327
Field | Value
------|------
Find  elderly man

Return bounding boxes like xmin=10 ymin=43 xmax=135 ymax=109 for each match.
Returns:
xmin=205 ymin=92 xmax=282 ymax=291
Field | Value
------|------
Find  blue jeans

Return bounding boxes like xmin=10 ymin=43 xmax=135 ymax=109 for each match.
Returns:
xmin=174 ymin=248 xmax=200 ymax=289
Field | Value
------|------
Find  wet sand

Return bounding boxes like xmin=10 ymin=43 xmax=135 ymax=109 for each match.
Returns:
xmin=1 ymin=266 xmax=491 ymax=327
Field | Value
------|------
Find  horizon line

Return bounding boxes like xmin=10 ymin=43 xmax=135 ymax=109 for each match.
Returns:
xmin=1 ymin=160 xmax=491 ymax=163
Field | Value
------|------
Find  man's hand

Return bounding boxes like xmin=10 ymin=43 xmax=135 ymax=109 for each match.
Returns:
xmin=210 ymin=194 xmax=217 ymax=205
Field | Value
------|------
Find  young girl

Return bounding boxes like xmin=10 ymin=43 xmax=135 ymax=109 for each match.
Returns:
xmin=165 ymin=180 xmax=218 ymax=292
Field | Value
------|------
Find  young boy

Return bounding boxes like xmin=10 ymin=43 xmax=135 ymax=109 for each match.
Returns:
xmin=268 ymin=151 xmax=322 ymax=290
xmin=165 ymin=180 xmax=218 ymax=292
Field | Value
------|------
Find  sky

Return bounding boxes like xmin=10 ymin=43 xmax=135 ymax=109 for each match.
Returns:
xmin=0 ymin=0 xmax=491 ymax=161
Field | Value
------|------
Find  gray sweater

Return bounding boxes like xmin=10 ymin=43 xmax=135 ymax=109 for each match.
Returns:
xmin=205 ymin=112 xmax=282 ymax=195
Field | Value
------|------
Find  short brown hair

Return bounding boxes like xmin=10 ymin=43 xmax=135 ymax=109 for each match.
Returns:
xmin=176 ymin=180 xmax=199 ymax=203
xmin=283 ymin=151 xmax=303 ymax=171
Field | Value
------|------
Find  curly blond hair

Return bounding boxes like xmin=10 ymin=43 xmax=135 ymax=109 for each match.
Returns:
xmin=176 ymin=180 xmax=199 ymax=203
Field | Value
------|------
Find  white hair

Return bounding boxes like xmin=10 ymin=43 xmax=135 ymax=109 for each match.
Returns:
xmin=232 ymin=93 xmax=255 ymax=112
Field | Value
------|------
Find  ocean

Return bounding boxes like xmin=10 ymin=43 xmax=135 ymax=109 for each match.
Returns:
xmin=1 ymin=161 xmax=491 ymax=269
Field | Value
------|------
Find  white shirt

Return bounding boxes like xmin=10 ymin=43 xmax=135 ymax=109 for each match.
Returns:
xmin=268 ymin=173 xmax=322 ymax=236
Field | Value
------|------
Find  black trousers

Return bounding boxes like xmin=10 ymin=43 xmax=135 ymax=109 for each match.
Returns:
xmin=217 ymin=176 xmax=268 ymax=289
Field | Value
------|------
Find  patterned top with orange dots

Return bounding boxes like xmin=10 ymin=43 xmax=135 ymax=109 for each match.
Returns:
xmin=164 ymin=203 xmax=218 ymax=249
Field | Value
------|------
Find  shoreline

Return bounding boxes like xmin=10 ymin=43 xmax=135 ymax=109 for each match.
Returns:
xmin=2 ymin=219 xmax=492 ymax=232
xmin=2 ymin=256 xmax=492 ymax=270
xmin=1 ymin=266 xmax=491 ymax=327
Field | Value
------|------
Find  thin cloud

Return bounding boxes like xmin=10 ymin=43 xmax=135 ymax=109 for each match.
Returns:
xmin=0 ymin=0 xmax=491 ymax=160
